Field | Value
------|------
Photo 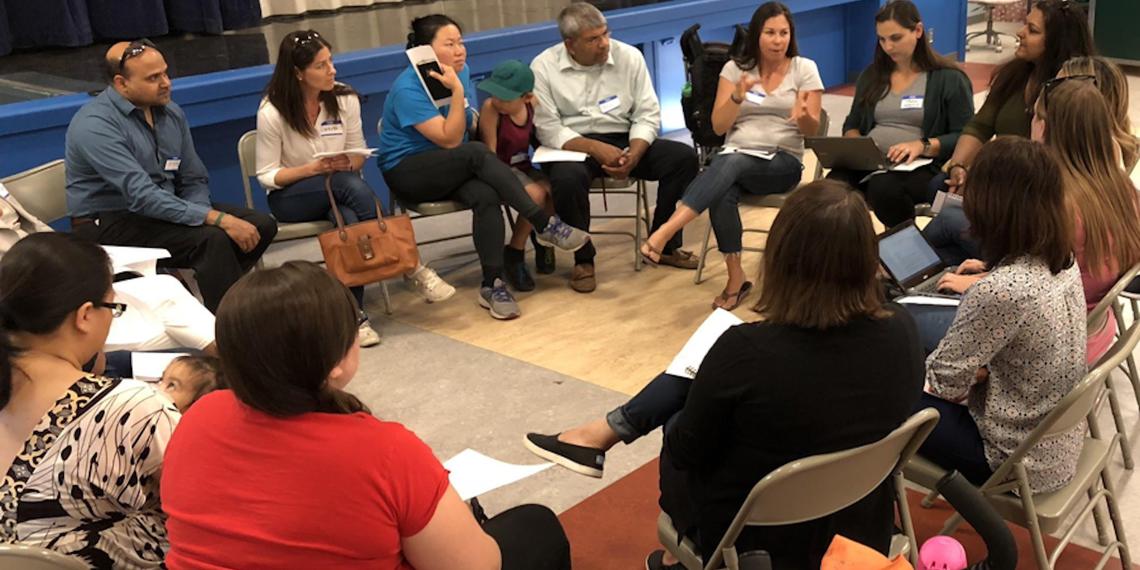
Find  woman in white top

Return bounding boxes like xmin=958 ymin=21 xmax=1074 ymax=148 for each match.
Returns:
xmin=638 ymin=2 xmax=823 ymax=310
xmin=256 ymin=30 xmax=455 ymax=347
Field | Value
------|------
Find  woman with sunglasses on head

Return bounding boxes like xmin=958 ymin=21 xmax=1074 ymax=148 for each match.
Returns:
xmin=1058 ymin=56 xmax=1139 ymax=173
xmin=0 ymin=233 xmax=180 ymax=568
xmin=257 ymin=30 xmax=456 ymax=348
xmin=827 ymin=0 xmax=973 ymax=228
xmin=379 ymin=16 xmax=589 ymax=321
xmin=923 ymin=0 xmax=1094 ymax=264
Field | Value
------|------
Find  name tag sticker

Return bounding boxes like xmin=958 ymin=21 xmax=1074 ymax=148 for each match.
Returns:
xmin=163 ymin=158 xmax=181 ymax=171
xmin=0 ymin=182 xmax=9 ymax=198
xmin=744 ymin=90 xmax=766 ymax=105
xmin=900 ymin=95 xmax=924 ymax=110
xmin=510 ymin=152 xmax=529 ymax=165
xmin=319 ymin=120 xmax=345 ymax=137
xmin=598 ymin=95 xmax=621 ymax=114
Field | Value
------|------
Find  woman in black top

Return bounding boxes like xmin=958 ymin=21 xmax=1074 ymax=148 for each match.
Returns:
xmin=525 ymin=179 xmax=925 ymax=568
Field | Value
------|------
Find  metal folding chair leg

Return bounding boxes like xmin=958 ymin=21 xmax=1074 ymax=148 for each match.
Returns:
xmin=1104 ymin=376 xmax=1134 ymax=469
xmin=694 ymin=222 xmax=714 ymax=285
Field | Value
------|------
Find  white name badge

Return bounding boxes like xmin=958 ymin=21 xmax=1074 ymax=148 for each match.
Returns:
xmin=744 ymin=90 xmax=766 ymax=105
xmin=0 ymin=182 xmax=9 ymax=199
xmin=900 ymin=95 xmax=924 ymax=110
xmin=598 ymin=95 xmax=621 ymax=114
xmin=510 ymin=152 xmax=528 ymax=165
xmin=163 ymin=158 xmax=181 ymax=171
xmin=319 ymin=120 xmax=345 ymax=137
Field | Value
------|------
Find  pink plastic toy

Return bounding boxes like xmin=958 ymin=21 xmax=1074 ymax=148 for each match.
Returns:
xmin=918 ymin=536 xmax=968 ymax=570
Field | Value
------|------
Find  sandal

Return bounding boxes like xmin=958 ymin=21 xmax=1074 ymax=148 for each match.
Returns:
xmin=712 ymin=281 xmax=753 ymax=310
xmin=639 ymin=241 xmax=662 ymax=266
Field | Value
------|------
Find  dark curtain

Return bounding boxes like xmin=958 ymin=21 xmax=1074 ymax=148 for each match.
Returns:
xmin=167 ymin=0 xmax=260 ymax=35
xmin=0 ymin=1 xmax=10 ymax=56
xmin=87 ymin=0 xmax=169 ymax=40
xmin=4 ymin=0 xmax=93 ymax=50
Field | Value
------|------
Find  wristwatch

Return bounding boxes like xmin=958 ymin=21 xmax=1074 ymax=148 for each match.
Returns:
xmin=921 ymin=137 xmax=932 ymax=157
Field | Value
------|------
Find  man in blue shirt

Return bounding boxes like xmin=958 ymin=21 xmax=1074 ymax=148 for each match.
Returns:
xmin=66 ymin=41 xmax=277 ymax=312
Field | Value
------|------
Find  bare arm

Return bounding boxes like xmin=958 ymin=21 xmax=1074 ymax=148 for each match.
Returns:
xmin=402 ymin=486 xmax=501 ymax=570
xmin=477 ymin=99 xmax=500 ymax=152
xmin=710 ymin=76 xmax=746 ymax=136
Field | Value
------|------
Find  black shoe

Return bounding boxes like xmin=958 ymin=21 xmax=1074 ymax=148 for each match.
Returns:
xmin=523 ymin=433 xmax=604 ymax=478
xmin=503 ymin=247 xmax=536 ymax=292
xmin=646 ymin=550 xmax=686 ymax=570
xmin=531 ymin=232 xmax=556 ymax=274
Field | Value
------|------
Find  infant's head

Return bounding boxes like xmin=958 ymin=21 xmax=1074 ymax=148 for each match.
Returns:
xmin=159 ymin=355 xmax=222 ymax=412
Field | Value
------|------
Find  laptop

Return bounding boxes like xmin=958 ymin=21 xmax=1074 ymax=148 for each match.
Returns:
xmin=877 ymin=221 xmax=954 ymax=297
xmin=805 ymin=136 xmax=894 ymax=171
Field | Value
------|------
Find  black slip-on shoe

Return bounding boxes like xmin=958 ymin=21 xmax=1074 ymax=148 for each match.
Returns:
xmin=646 ymin=550 xmax=686 ymax=570
xmin=523 ymin=432 xmax=604 ymax=478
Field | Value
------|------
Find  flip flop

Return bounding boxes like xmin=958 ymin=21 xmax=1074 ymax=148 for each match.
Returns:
xmin=713 ymin=281 xmax=754 ymax=310
xmin=639 ymin=241 xmax=662 ymax=266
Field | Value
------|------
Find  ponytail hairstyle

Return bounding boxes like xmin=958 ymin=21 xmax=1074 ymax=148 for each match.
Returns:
xmin=215 ymin=261 xmax=368 ymax=417
xmin=0 ymin=233 xmax=113 ymax=409
xmin=406 ymin=14 xmax=462 ymax=49
xmin=856 ymin=0 xmax=962 ymax=112
xmin=265 ymin=30 xmax=356 ymax=138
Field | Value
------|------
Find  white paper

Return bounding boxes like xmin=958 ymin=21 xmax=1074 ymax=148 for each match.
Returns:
xmin=313 ymin=148 xmax=377 ymax=159
xmin=665 ymin=309 xmax=745 ymax=380
xmin=102 ymin=245 xmax=171 ymax=277
xmin=531 ymin=146 xmax=588 ymax=163
xmin=888 ymin=157 xmax=933 ymax=172
xmin=443 ymin=449 xmax=553 ymax=501
xmin=931 ymin=190 xmax=964 ymax=215
xmin=719 ymin=147 xmax=776 ymax=161
xmin=131 ymin=351 xmax=189 ymax=381
xmin=896 ymin=295 xmax=961 ymax=307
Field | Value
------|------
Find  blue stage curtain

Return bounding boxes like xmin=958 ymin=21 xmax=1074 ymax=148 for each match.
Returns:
xmin=0 ymin=1 xmax=11 ymax=56
xmin=4 ymin=0 xmax=93 ymax=50
xmin=88 ymin=0 xmax=169 ymax=40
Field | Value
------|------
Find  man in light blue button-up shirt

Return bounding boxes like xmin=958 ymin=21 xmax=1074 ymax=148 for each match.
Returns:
xmin=66 ymin=41 xmax=276 ymax=312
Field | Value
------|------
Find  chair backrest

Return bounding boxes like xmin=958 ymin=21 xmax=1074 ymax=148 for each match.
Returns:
xmin=1087 ymin=263 xmax=1140 ymax=335
xmin=1 ymin=160 xmax=67 ymax=224
xmin=0 ymin=544 xmax=88 ymax=570
xmin=703 ymin=407 xmax=940 ymax=569
xmin=811 ymin=109 xmax=831 ymax=181
xmin=237 ymin=130 xmax=258 ymax=210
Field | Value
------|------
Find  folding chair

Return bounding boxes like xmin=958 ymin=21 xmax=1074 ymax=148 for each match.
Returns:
xmin=588 ymin=176 xmax=651 ymax=270
xmin=1085 ymin=263 xmax=1140 ymax=469
xmin=1 ymin=159 xmax=67 ymax=223
xmin=0 ymin=544 xmax=87 ymax=570
xmin=658 ymin=407 xmax=940 ymax=569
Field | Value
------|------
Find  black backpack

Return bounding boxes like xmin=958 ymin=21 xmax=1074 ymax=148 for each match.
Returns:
xmin=680 ymin=23 xmax=747 ymax=153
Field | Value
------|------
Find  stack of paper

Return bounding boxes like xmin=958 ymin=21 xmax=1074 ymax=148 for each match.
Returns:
xmin=531 ymin=146 xmax=588 ymax=163
xmin=443 ymin=449 xmax=553 ymax=501
xmin=103 ymin=245 xmax=171 ymax=277
xmin=314 ymin=148 xmax=378 ymax=158
xmin=665 ymin=309 xmax=745 ymax=380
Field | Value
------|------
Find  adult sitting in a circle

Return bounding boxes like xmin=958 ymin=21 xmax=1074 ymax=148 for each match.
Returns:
xmin=379 ymin=15 xmax=590 ymax=321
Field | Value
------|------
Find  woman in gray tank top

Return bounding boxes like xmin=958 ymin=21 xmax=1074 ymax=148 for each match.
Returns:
xmin=827 ymin=1 xmax=974 ymax=228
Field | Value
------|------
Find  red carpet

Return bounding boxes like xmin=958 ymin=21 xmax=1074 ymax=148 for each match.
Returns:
xmin=825 ymin=62 xmax=996 ymax=97
xmin=559 ymin=458 xmax=1134 ymax=569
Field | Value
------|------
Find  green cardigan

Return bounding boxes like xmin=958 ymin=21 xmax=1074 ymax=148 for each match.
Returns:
xmin=841 ymin=67 xmax=975 ymax=167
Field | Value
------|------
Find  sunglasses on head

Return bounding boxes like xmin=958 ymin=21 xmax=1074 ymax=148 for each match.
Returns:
xmin=1040 ymin=73 xmax=1098 ymax=108
xmin=118 ymin=39 xmax=156 ymax=73
xmin=291 ymin=30 xmax=323 ymax=53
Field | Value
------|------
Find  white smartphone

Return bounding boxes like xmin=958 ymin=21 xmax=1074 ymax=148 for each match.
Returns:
xmin=406 ymin=45 xmax=452 ymax=108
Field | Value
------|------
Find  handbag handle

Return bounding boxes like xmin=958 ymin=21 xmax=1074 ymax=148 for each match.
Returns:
xmin=323 ymin=173 xmax=388 ymax=242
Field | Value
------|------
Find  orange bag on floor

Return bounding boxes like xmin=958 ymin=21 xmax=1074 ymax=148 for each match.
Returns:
xmin=820 ymin=535 xmax=913 ymax=570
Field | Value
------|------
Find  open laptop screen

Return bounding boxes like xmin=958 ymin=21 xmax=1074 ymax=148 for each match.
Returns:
xmin=878 ymin=223 xmax=944 ymax=286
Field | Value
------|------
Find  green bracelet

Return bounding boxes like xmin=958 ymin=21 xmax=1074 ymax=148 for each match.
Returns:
xmin=213 ymin=212 xmax=226 ymax=226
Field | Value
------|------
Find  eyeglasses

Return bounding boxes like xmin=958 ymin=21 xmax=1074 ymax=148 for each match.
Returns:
xmin=118 ymin=39 xmax=156 ymax=73
xmin=98 ymin=302 xmax=128 ymax=318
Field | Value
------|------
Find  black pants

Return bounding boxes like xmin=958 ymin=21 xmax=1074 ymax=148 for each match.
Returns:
xmin=542 ymin=133 xmax=699 ymax=265
xmin=73 ymin=203 xmax=276 ymax=312
xmin=383 ymin=142 xmax=547 ymax=284
xmin=483 ymin=504 xmax=571 ymax=570
xmin=826 ymin=165 xmax=939 ymax=229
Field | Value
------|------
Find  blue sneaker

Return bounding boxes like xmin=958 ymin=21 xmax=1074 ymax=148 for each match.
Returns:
xmin=478 ymin=278 xmax=521 ymax=320
xmin=535 ymin=215 xmax=590 ymax=252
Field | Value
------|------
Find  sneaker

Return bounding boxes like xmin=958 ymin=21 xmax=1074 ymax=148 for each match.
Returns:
xmin=523 ymin=433 xmax=605 ymax=478
xmin=405 ymin=264 xmax=456 ymax=303
xmin=503 ymin=248 xmax=536 ymax=292
xmin=358 ymin=321 xmax=381 ymax=347
xmin=478 ymin=278 xmax=521 ymax=320
xmin=535 ymin=215 xmax=590 ymax=252
xmin=645 ymin=550 xmax=685 ymax=570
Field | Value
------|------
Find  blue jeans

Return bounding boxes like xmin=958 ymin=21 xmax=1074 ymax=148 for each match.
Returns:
xmin=267 ymin=172 xmax=380 ymax=309
xmin=606 ymin=372 xmax=691 ymax=444
xmin=682 ymin=151 xmax=802 ymax=254
xmin=922 ymin=201 xmax=981 ymax=266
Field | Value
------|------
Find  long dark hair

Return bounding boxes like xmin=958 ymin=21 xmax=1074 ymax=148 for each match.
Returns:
xmin=753 ymin=179 xmax=889 ymax=329
xmin=215 ymin=261 xmax=368 ymax=417
xmin=265 ymin=30 xmax=355 ymax=138
xmin=406 ymin=14 xmax=463 ymax=49
xmin=987 ymin=0 xmax=1094 ymax=113
xmin=734 ymin=2 xmax=798 ymax=72
xmin=855 ymin=1 xmax=961 ymax=111
xmin=964 ymin=136 xmax=1073 ymax=274
xmin=0 ymin=233 xmax=113 ymax=409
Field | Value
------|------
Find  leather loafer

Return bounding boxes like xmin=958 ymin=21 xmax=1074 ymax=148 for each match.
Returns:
xmin=570 ymin=263 xmax=596 ymax=293
xmin=659 ymin=249 xmax=699 ymax=270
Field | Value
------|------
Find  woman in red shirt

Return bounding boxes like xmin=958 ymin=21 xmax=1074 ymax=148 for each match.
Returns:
xmin=161 ymin=262 xmax=568 ymax=569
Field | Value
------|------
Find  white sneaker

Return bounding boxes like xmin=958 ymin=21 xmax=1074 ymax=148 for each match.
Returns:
xmin=358 ymin=321 xmax=381 ymax=348
xmin=405 ymin=264 xmax=456 ymax=303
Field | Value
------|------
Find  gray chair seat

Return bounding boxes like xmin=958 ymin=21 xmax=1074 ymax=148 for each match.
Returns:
xmin=398 ymin=200 xmax=468 ymax=216
xmin=275 ymin=220 xmax=335 ymax=241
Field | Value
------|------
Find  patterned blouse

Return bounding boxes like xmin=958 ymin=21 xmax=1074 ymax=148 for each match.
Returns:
xmin=1 ymin=376 xmax=180 ymax=568
xmin=926 ymin=256 xmax=1087 ymax=493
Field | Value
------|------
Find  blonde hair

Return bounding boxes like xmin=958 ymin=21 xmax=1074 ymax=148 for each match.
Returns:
xmin=1039 ymin=81 xmax=1140 ymax=275
xmin=1059 ymin=56 xmax=1139 ymax=172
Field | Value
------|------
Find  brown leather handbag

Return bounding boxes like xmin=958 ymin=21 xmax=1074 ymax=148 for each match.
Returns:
xmin=317 ymin=174 xmax=419 ymax=287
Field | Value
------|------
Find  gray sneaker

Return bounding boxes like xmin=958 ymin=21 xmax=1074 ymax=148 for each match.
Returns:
xmin=478 ymin=278 xmax=521 ymax=320
xmin=535 ymin=215 xmax=590 ymax=252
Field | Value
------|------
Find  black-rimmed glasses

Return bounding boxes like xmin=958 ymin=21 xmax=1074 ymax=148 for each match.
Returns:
xmin=98 ymin=302 xmax=128 ymax=318
xmin=118 ymin=39 xmax=156 ymax=72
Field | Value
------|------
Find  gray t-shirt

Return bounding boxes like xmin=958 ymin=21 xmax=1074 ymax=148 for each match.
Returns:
xmin=719 ymin=57 xmax=824 ymax=159
xmin=868 ymin=72 xmax=927 ymax=150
